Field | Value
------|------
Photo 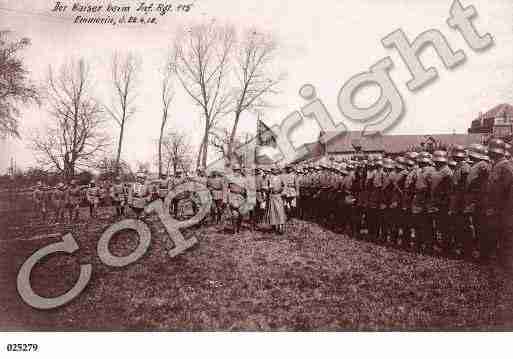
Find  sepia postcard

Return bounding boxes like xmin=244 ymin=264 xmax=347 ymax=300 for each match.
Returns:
xmin=1 ymin=0 xmax=513 ymax=355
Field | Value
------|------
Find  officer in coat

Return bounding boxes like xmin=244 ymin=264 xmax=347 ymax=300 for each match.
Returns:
xmin=66 ymin=179 xmax=82 ymax=222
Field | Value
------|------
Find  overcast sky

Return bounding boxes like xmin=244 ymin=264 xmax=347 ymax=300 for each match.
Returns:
xmin=1 ymin=0 xmax=512 ymax=174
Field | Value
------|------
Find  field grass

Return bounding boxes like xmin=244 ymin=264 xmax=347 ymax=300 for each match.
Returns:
xmin=1 ymin=205 xmax=513 ymax=330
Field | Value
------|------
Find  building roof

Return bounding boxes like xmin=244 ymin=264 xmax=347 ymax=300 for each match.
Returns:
xmin=314 ymin=130 xmax=483 ymax=155
xmin=481 ymin=103 xmax=513 ymax=120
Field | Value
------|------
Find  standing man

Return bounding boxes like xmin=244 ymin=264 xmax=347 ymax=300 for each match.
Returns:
xmin=429 ymin=151 xmax=453 ymax=255
xmin=450 ymin=145 xmax=471 ymax=255
xmin=464 ymin=143 xmax=491 ymax=261
xmin=368 ymin=159 xmax=384 ymax=242
xmin=32 ymin=181 xmax=45 ymax=222
xmin=110 ymin=176 xmax=126 ymax=218
xmin=207 ymin=169 xmax=226 ymax=225
xmin=226 ymin=164 xmax=247 ymax=234
xmin=158 ymin=173 xmax=170 ymax=204
xmin=411 ymin=153 xmax=435 ymax=253
xmin=266 ymin=165 xmax=287 ymax=234
xmin=282 ymin=165 xmax=299 ymax=219
xmin=129 ymin=173 xmax=150 ymax=219
xmin=86 ymin=180 xmax=100 ymax=219
xmin=51 ymin=182 xmax=67 ymax=223
xmin=66 ymin=179 xmax=82 ymax=222
xmin=168 ymin=169 xmax=185 ymax=218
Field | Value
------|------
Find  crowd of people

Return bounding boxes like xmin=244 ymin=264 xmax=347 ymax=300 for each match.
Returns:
xmin=29 ymin=138 xmax=513 ymax=270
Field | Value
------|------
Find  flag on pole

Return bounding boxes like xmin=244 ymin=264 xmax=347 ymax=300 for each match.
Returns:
xmin=257 ymin=118 xmax=277 ymax=147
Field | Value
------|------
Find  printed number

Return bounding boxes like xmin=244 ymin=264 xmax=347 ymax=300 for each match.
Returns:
xmin=16 ymin=234 xmax=92 ymax=310
xmin=6 ymin=344 xmax=39 ymax=352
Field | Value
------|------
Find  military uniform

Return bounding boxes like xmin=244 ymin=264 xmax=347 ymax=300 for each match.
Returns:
xmin=227 ymin=167 xmax=247 ymax=233
xmin=430 ymin=157 xmax=453 ymax=253
xmin=368 ymin=164 xmax=384 ymax=241
xmin=110 ymin=180 xmax=127 ymax=217
xmin=450 ymin=158 xmax=471 ymax=253
xmin=129 ymin=179 xmax=149 ymax=218
xmin=411 ymin=160 xmax=435 ymax=251
xmin=266 ymin=169 xmax=287 ymax=233
xmin=66 ymin=182 xmax=82 ymax=221
xmin=282 ymin=168 xmax=299 ymax=219
xmin=51 ymin=184 xmax=67 ymax=222
xmin=464 ymin=158 xmax=491 ymax=260
xmin=207 ymin=171 xmax=226 ymax=224
xmin=87 ymin=182 xmax=101 ymax=218
xmin=488 ymin=157 xmax=513 ymax=270
xmin=32 ymin=184 xmax=46 ymax=221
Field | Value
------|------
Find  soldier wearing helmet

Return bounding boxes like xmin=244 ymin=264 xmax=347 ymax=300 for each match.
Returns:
xmin=429 ymin=150 xmax=453 ymax=254
xmin=32 ymin=180 xmax=46 ymax=222
xmin=282 ymin=164 xmax=299 ymax=220
xmin=226 ymin=163 xmax=247 ymax=234
xmin=367 ymin=158 xmax=385 ymax=241
xmin=381 ymin=158 xmax=398 ymax=243
xmin=411 ymin=152 xmax=436 ymax=253
xmin=462 ymin=143 xmax=491 ymax=260
xmin=129 ymin=172 xmax=150 ymax=219
xmin=448 ymin=144 xmax=471 ymax=254
xmin=487 ymin=138 xmax=513 ymax=267
xmin=110 ymin=176 xmax=126 ymax=218
xmin=207 ymin=169 xmax=227 ymax=225
xmin=66 ymin=179 xmax=82 ymax=222
xmin=51 ymin=182 xmax=67 ymax=223
xmin=86 ymin=180 xmax=100 ymax=218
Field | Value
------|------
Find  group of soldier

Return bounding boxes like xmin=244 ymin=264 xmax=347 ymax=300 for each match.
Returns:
xmin=294 ymin=138 xmax=513 ymax=270
xmin=30 ymin=164 xmax=293 ymax=235
xmin=30 ymin=138 xmax=513 ymax=270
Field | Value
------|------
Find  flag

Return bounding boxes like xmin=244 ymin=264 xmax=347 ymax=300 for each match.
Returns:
xmin=257 ymin=119 xmax=277 ymax=147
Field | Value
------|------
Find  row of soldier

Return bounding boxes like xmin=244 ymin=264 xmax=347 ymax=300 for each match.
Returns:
xmin=31 ymin=165 xmax=293 ymax=235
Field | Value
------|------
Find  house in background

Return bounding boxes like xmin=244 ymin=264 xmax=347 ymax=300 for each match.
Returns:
xmin=468 ymin=103 xmax=513 ymax=141
xmin=292 ymin=130 xmax=483 ymax=164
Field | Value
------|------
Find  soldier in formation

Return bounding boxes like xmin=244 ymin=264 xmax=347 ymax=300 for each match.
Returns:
xmin=292 ymin=140 xmax=513 ymax=270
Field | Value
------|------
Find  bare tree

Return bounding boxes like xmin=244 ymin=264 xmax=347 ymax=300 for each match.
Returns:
xmin=157 ymin=71 xmax=174 ymax=177
xmin=96 ymin=156 xmax=133 ymax=180
xmin=170 ymin=22 xmax=235 ymax=168
xmin=160 ymin=130 xmax=192 ymax=175
xmin=210 ymin=126 xmax=251 ymax=158
xmin=30 ymin=59 xmax=109 ymax=178
xmin=105 ymin=52 xmax=141 ymax=177
xmin=0 ymin=30 xmax=39 ymax=138
xmin=227 ymin=29 xmax=283 ymax=158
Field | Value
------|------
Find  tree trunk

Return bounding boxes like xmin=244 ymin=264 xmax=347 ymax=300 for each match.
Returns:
xmin=115 ymin=120 xmax=125 ymax=177
xmin=228 ymin=112 xmax=241 ymax=162
xmin=158 ymin=117 xmax=166 ymax=177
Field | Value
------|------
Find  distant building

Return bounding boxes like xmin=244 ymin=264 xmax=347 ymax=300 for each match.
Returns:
xmin=468 ymin=103 xmax=513 ymax=141
xmin=292 ymin=130 xmax=483 ymax=164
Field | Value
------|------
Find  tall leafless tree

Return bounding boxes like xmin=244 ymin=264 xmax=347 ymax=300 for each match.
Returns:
xmin=170 ymin=22 xmax=235 ymax=169
xmin=227 ymin=29 xmax=283 ymax=158
xmin=157 ymin=71 xmax=174 ymax=177
xmin=105 ymin=52 xmax=141 ymax=177
xmin=30 ymin=59 xmax=109 ymax=178
xmin=0 ymin=30 xmax=39 ymax=138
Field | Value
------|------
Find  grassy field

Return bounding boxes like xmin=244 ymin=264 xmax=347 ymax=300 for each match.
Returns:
xmin=1 ymin=205 xmax=513 ymax=330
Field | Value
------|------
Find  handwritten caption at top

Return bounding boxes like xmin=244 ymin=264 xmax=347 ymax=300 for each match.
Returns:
xmin=51 ymin=1 xmax=194 ymax=25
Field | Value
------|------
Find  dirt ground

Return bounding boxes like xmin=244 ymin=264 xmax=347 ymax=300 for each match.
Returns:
xmin=1 ymin=205 xmax=513 ymax=331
